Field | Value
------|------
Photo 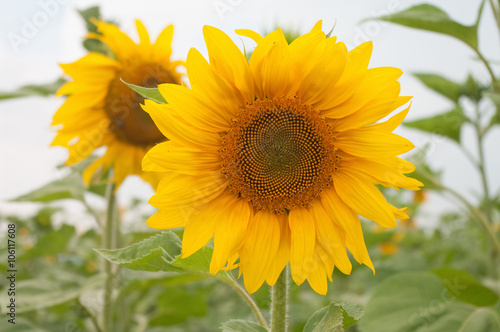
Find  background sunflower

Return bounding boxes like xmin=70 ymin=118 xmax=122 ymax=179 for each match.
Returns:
xmin=52 ymin=19 xmax=183 ymax=187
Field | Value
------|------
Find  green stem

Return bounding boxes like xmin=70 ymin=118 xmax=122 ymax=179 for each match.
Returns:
xmin=489 ymin=0 xmax=500 ymax=34
xmin=422 ymin=173 xmax=500 ymax=257
xmin=472 ymin=47 xmax=499 ymax=93
xmin=271 ymin=265 xmax=289 ymax=332
xmin=102 ymin=176 xmax=117 ymax=332
xmin=224 ymin=273 xmax=269 ymax=329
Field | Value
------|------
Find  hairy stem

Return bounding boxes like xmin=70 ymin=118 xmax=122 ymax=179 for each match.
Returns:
xmin=271 ymin=265 xmax=289 ymax=332
xmin=102 ymin=177 xmax=117 ymax=332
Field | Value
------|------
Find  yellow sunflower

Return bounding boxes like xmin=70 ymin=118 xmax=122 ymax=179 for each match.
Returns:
xmin=142 ymin=21 xmax=423 ymax=294
xmin=52 ymin=20 xmax=183 ymax=187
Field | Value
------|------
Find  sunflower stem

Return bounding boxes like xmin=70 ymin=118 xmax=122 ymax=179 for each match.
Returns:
xmin=271 ymin=265 xmax=289 ymax=332
xmin=224 ymin=272 xmax=269 ymax=329
xmin=102 ymin=173 xmax=117 ymax=332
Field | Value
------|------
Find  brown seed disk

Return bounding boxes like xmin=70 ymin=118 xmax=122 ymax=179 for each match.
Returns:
xmin=221 ymin=97 xmax=338 ymax=213
xmin=104 ymin=62 xmax=178 ymax=146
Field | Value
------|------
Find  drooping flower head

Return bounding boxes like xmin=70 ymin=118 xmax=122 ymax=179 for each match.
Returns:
xmin=52 ymin=20 xmax=183 ymax=187
xmin=143 ymin=21 xmax=423 ymax=294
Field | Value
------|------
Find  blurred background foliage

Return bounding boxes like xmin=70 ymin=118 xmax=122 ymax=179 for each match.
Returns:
xmin=1 ymin=1 xmax=500 ymax=331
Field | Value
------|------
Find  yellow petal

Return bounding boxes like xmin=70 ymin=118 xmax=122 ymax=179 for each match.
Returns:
xmin=210 ymin=197 xmax=252 ymax=274
xmin=288 ymin=207 xmax=316 ymax=285
xmin=339 ymin=153 xmax=423 ymax=191
xmin=240 ymin=211 xmax=280 ymax=293
xmin=187 ymin=48 xmax=244 ymax=119
xmin=333 ymin=170 xmax=397 ymax=228
xmin=157 ymin=83 xmax=232 ymax=132
xmin=147 ymin=206 xmax=191 ymax=229
xmin=321 ymin=189 xmax=374 ymax=272
xmin=371 ymin=102 xmax=412 ymax=132
xmin=135 ymin=20 xmax=151 ymax=46
xmin=203 ymin=26 xmax=254 ymax=100
xmin=317 ymin=41 xmax=372 ymax=111
xmin=153 ymin=25 xmax=174 ymax=62
xmin=335 ymin=127 xmax=414 ymax=158
xmin=306 ymin=251 xmax=328 ymax=295
xmin=235 ymin=29 xmax=264 ymax=44
xmin=149 ymin=172 xmax=227 ymax=210
xmin=311 ymin=203 xmax=352 ymax=275
xmin=142 ymin=99 xmax=222 ymax=150
xmin=299 ymin=39 xmax=347 ymax=105
xmin=266 ymin=214 xmax=291 ymax=286
xmin=323 ymin=67 xmax=403 ymax=119
xmin=333 ymin=95 xmax=411 ymax=132
xmin=143 ymin=140 xmax=221 ymax=175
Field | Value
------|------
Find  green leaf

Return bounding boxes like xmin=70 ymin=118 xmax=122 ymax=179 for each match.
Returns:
xmin=77 ymin=6 xmax=101 ymax=33
xmin=371 ymin=3 xmax=483 ymax=49
xmin=12 ymin=171 xmax=85 ymax=202
xmin=413 ymin=73 xmax=462 ymax=102
xmin=304 ymin=302 xmax=363 ymax=332
xmin=404 ymin=106 xmax=465 ymax=143
xmin=221 ymin=320 xmax=268 ymax=332
xmin=121 ymin=79 xmax=167 ymax=104
xmin=95 ymin=232 xmax=183 ymax=272
xmin=96 ymin=231 xmax=233 ymax=282
xmin=19 ymin=224 xmax=75 ymax=260
xmin=338 ymin=302 xmax=364 ymax=329
xmin=0 ymin=274 xmax=104 ymax=314
xmin=430 ymin=268 xmax=499 ymax=307
xmin=0 ymin=78 xmax=65 ymax=101
xmin=358 ymin=272 xmax=500 ymax=332
xmin=303 ymin=304 xmax=343 ymax=332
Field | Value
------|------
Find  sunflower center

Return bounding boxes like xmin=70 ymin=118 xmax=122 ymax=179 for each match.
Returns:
xmin=105 ymin=62 xmax=178 ymax=146
xmin=221 ymin=97 xmax=337 ymax=213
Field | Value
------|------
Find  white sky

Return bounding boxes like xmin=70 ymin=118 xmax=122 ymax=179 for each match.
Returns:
xmin=0 ymin=0 xmax=498 ymax=229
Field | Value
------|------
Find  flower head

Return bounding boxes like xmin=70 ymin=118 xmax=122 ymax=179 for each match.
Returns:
xmin=143 ymin=21 xmax=423 ymax=294
xmin=52 ymin=20 xmax=183 ymax=187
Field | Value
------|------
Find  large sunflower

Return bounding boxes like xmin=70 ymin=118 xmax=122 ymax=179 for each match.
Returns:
xmin=52 ymin=20 xmax=183 ymax=187
xmin=143 ymin=21 xmax=423 ymax=294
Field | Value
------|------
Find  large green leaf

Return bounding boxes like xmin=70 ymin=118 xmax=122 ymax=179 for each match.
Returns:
xmin=372 ymin=3 xmax=484 ymax=49
xmin=11 ymin=156 xmax=102 ymax=203
xmin=12 ymin=171 xmax=85 ymax=202
xmin=221 ymin=320 xmax=268 ymax=332
xmin=0 ymin=78 xmax=65 ymax=101
xmin=122 ymin=79 xmax=167 ymax=104
xmin=413 ymin=73 xmax=462 ymax=103
xmin=95 ymin=232 xmax=183 ymax=272
xmin=358 ymin=272 xmax=500 ymax=332
xmin=430 ymin=268 xmax=499 ymax=307
xmin=404 ymin=106 xmax=465 ymax=143
xmin=95 ymin=231 xmax=231 ymax=282
xmin=303 ymin=302 xmax=363 ymax=332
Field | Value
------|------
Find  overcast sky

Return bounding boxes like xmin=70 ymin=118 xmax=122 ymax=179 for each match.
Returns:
xmin=0 ymin=0 xmax=498 ymax=230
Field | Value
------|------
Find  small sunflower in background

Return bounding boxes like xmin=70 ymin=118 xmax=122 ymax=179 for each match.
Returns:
xmin=52 ymin=20 xmax=183 ymax=187
xmin=143 ymin=21 xmax=423 ymax=294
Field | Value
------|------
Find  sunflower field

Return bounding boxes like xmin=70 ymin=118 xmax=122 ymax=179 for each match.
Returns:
xmin=1 ymin=0 xmax=499 ymax=331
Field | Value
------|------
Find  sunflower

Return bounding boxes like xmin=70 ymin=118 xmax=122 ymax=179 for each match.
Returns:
xmin=142 ymin=21 xmax=423 ymax=294
xmin=52 ymin=20 xmax=183 ymax=187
